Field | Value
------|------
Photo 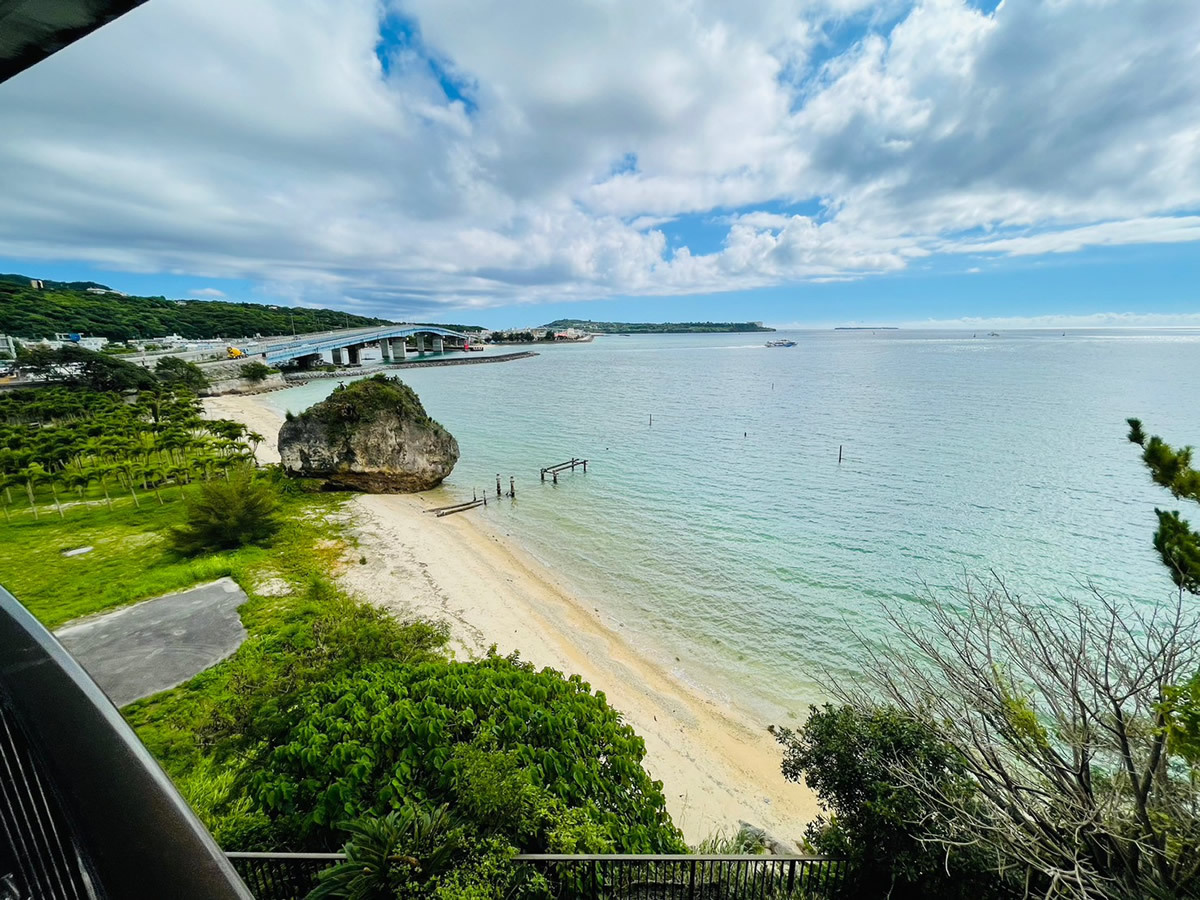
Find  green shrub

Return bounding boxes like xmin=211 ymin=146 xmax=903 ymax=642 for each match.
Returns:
xmin=167 ymin=466 xmax=279 ymax=554
xmin=310 ymin=806 xmax=462 ymax=899
xmin=299 ymin=374 xmax=439 ymax=429
xmin=240 ymin=361 xmax=275 ymax=382
xmin=202 ymin=579 xmax=448 ymax=756
xmin=155 ymin=356 xmax=209 ymax=390
xmin=249 ymin=652 xmax=683 ymax=854
xmin=774 ymin=704 xmax=1008 ymax=900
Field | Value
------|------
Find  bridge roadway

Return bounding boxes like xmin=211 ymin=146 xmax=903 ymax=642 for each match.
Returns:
xmin=243 ymin=324 xmax=473 ymax=367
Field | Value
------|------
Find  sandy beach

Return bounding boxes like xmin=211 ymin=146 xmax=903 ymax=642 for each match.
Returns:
xmin=204 ymin=393 xmax=820 ymax=846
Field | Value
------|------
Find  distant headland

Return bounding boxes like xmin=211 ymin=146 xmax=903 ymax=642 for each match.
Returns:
xmin=544 ymin=318 xmax=775 ymax=334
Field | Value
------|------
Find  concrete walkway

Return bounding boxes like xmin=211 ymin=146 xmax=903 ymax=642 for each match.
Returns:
xmin=55 ymin=577 xmax=248 ymax=707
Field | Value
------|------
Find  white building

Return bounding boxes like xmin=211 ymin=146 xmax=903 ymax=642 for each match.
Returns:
xmin=52 ymin=333 xmax=109 ymax=351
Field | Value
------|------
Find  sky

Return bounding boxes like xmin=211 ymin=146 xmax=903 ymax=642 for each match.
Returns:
xmin=0 ymin=0 xmax=1198 ymax=329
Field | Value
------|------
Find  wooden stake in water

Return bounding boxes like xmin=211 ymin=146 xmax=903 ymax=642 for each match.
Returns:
xmin=649 ymin=414 xmax=653 ymax=427
xmin=497 ymin=474 xmax=502 ymax=496
xmin=510 ymin=476 xmax=516 ymax=498
xmin=838 ymin=445 xmax=843 ymax=464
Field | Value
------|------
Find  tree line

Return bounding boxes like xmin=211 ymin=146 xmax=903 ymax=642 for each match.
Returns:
xmin=0 ymin=280 xmax=490 ymax=343
xmin=0 ymin=383 xmax=258 ymax=520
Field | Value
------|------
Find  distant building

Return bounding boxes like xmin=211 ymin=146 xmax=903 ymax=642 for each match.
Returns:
xmin=85 ymin=287 xmax=127 ymax=296
xmin=53 ymin=333 xmax=108 ymax=351
xmin=29 ymin=279 xmax=43 ymax=289
xmin=0 ymin=335 xmax=15 ymax=358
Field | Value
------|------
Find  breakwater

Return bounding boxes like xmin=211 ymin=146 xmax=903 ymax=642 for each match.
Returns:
xmin=282 ymin=351 xmax=538 ymax=382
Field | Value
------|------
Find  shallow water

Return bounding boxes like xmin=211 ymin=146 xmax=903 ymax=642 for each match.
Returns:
xmin=266 ymin=329 xmax=1200 ymax=723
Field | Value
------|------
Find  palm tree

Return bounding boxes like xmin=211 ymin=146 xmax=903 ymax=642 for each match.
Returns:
xmin=22 ymin=464 xmax=44 ymax=520
xmin=90 ymin=463 xmax=114 ymax=511
xmin=117 ymin=461 xmax=142 ymax=509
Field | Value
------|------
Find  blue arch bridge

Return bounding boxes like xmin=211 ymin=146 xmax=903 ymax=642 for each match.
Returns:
xmin=246 ymin=325 xmax=474 ymax=368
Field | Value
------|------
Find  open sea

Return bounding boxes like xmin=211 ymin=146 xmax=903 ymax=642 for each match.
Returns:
xmin=265 ymin=329 xmax=1200 ymax=725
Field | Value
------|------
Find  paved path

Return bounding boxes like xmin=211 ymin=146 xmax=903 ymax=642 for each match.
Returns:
xmin=54 ymin=578 xmax=248 ymax=707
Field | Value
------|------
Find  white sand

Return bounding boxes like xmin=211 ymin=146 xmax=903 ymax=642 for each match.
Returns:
xmin=204 ymin=393 xmax=820 ymax=846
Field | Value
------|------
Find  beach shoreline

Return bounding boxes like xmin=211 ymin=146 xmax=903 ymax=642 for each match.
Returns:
xmin=202 ymin=392 xmax=820 ymax=846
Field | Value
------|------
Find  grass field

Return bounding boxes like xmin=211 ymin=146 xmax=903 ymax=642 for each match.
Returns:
xmin=0 ymin=488 xmax=343 ymax=628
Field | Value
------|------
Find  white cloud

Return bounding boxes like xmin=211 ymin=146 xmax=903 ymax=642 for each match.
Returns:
xmin=0 ymin=0 xmax=1197 ymax=316
xmin=189 ymin=287 xmax=227 ymax=298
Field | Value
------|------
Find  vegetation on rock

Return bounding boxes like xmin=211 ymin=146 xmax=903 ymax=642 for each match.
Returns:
xmin=297 ymin=375 xmax=438 ymax=429
xmin=239 ymin=361 xmax=277 ymax=383
xmin=280 ymin=375 xmax=458 ymax=492
xmin=155 ymin=356 xmax=209 ymax=391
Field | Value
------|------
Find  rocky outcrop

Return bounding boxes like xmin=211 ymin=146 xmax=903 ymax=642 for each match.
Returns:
xmin=198 ymin=358 xmax=287 ymax=396
xmin=278 ymin=375 xmax=458 ymax=492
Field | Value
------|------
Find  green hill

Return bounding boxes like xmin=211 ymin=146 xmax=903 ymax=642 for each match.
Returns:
xmin=0 ymin=276 xmax=481 ymax=342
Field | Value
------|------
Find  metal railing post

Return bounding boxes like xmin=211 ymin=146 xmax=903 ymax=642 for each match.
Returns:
xmin=688 ymin=858 xmax=697 ymax=899
xmin=787 ymin=858 xmax=797 ymax=895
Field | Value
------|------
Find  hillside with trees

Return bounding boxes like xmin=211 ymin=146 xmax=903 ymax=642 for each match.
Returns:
xmin=0 ymin=275 xmax=485 ymax=341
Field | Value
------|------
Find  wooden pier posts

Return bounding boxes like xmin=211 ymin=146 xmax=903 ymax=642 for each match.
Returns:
xmin=496 ymin=474 xmax=501 ymax=497
xmin=540 ymin=458 xmax=588 ymax=484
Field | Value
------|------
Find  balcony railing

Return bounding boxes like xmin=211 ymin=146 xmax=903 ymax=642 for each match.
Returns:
xmin=227 ymin=851 xmax=847 ymax=899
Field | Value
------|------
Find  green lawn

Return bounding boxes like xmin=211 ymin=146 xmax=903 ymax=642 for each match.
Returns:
xmin=0 ymin=488 xmax=339 ymax=629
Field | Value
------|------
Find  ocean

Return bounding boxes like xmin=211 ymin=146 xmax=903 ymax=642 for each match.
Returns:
xmin=265 ymin=329 xmax=1200 ymax=725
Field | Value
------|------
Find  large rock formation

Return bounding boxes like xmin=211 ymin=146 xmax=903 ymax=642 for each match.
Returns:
xmin=278 ymin=375 xmax=458 ymax=492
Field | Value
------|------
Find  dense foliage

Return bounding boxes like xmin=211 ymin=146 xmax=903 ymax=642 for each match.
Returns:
xmin=250 ymin=653 xmax=681 ymax=854
xmin=15 ymin=344 xmax=158 ymax=392
xmin=239 ymin=361 xmax=276 ymax=383
xmin=0 ymin=280 xmax=393 ymax=341
xmin=155 ymin=356 xmax=209 ymax=391
xmin=294 ymin=374 xmax=439 ymax=430
xmin=541 ymin=318 xmax=774 ymax=334
xmin=0 ymin=385 xmax=255 ymax=519
xmin=775 ymin=705 xmax=1006 ymax=899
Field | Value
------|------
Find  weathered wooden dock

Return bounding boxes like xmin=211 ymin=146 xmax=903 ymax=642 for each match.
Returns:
xmin=425 ymin=496 xmax=487 ymax=517
xmin=540 ymin=458 xmax=587 ymax=484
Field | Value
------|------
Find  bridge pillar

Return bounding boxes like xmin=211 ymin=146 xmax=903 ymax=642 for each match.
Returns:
xmin=331 ymin=347 xmax=345 ymax=366
xmin=391 ymin=339 xmax=407 ymax=361
xmin=378 ymin=339 xmax=392 ymax=363
xmin=347 ymin=344 xmax=362 ymax=366
xmin=416 ymin=334 xmax=426 ymax=355
xmin=296 ymin=353 xmax=321 ymax=369
xmin=433 ymin=336 xmax=444 ymax=354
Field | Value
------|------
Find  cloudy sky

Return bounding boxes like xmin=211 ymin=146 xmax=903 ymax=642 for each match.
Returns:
xmin=1 ymin=0 xmax=1198 ymax=327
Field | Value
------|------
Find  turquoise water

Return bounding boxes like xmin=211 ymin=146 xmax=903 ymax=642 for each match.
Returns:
xmin=266 ymin=330 xmax=1200 ymax=723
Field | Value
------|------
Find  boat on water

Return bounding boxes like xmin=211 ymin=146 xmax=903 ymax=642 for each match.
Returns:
xmin=765 ymin=339 xmax=797 ymax=347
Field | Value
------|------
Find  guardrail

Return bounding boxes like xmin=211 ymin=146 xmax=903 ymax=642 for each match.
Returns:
xmin=227 ymin=852 xmax=847 ymax=899
xmin=0 ymin=585 xmax=252 ymax=898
